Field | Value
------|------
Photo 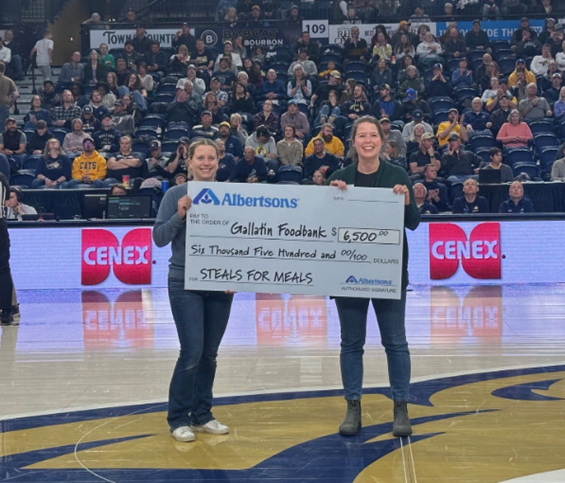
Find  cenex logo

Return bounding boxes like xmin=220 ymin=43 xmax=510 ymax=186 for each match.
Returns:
xmin=429 ymin=223 xmax=501 ymax=280
xmin=193 ymin=188 xmax=299 ymax=208
xmin=81 ymin=228 xmax=152 ymax=285
xmin=193 ymin=188 xmax=221 ymax=205
xmin=345 ymin=276 xmax=393 ymax=285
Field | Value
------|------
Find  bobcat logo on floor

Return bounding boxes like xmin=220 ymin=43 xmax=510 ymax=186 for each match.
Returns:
xmin=0 ymin=366 xmax=563 ymax=482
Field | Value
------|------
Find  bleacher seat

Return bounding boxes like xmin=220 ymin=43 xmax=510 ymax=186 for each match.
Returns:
xmin=165 ymin=127 xmax=189 ymax=141
xmin=475 ymin=148 xmax=491 ymax=165
xmin=507 ymin=148 xmax=534 ymax=167
xmin=278 ymin=165 xmax=303 ymax=183
xmin=271 ymin=62 xmax=290 ymax=74
xmin=344 ymin=71 xmax=366 ymax=84
xmin=161 ymin=141 xmax=179 ymax=152
xmin=23 ymin=156 xmax=43 ymax=171
xmin=11 ymin=170 xmax=36 ymax=188
xmin=539 ymin=147 xmax=559 ymax=174
xmin=154 ymin=94 xmax=175 ymax=103
xmin=135 ymin=126 xmax=159 ymax=138
xmin=512 ymin=162 xmax=540 ymax=179
xmin=498 ymin=57 xmax=517 ymax=75
xmin=345 ymin=61 xmax=367 ymax=73
xmin=131 ymin=142 xmax=150 ymax=157
xmin=470 ymin=134 xmax=495 ymax=151
xmin=141 ymin=114 xmax=166 ymax=127
xmin=320 ymin=53 xmax=341 ymax=65
xmin=468 ymin=50 xmax=485 ymax=64
xmin=491 ymin=40 xmax=511 ymax=54
xmin=49 ymin=129 xmax=70 ymax=144
xmin=534 ymin=133 xmax=559 ymax=151
xmin=157 ymin=83 xmax=178 ymax=95
xmin=323 ymin=44 xmax=344 ymax=55
xmin=434 ymin=110 xmax=449 ymax=123
xmin=529 ymin=120 xmax=553 ymax=135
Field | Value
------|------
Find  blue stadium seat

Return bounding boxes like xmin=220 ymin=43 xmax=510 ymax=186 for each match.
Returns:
xmin=475 ymin=148 xmax=491 ymax=165
xmin=455 ymin=87 xmax=477 ymax=103
xmin=428 ymin=97 xmax=455 ymax=114
xmin=278 ymin=165 xmax=303 ymax=183
xmin=135 ymin=126 xmax=159 ymax=138
xmin=271 ymin=62 xmax=290 ymax=73
xmin=490 ymin=40 xmax=511 ymax=54
xmin=498 ymin=57 xmax=517 ymax=75
xmin=154 ymin=94 xmax=175 ymax=103
xmin=131 ymin=142 xmax=150 ymax=157
xmin=165 ymin=127 xmax=189 ymax=141
xmin=49 ymin=128 xmax=69 ymax=145
xmin=344 ymin=71 xmax=367 ymax=84
xmin=434 ymin=110 xmax=449 ymax=123
xmin=528 ymin=119 xmax=553 ymax=135
xmin=140 ymin=114 xmax=166 ymax=128
xmin=320 ymin=53 xmax=341 ymax=65
xmin=506 ymin=148 xmax=534 ymax=167
xmin=512 ymin=162 xmax=540 ymax=179
xmin=447 ymin=58 xmax=459 ymax=72
xmin=23 ymin=155 xmax=43 ymax=171
xmin=324 ymin=44 xmax=344 ymax=55
xmin=0 ymin=154 xmax=10 ymax=181
xmin=277 ymin=72 xmax=288 ymax=84
xmin=11 ymin=170 xmax=36 ymax=188
xmin=539 ymin=147 xmax=559 ymax=174
xmin=468 ymin=50 xmax=485 ymax=64
xmin=470 ymin=134 xmax=495 ymax=151
xmin=534 ymin=133 xmax=559 ymax=151
xmin=345 ymin=61 xmax=367 ymax=73
xmin=157 ymin=83 xmax=178 ymax=95
xmin=161 ymin=141 xmax=179 ymax=153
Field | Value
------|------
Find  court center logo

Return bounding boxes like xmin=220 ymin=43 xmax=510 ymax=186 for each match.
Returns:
xmin=429 ymin=222 xmax=501 ymax=280
xmin=1 ymin=365 xmax=563 ymax=482
xmin=81 ymin=228 xmax=152 ymax=285
xmin=193 ymin=188 xmax=220 ymax=205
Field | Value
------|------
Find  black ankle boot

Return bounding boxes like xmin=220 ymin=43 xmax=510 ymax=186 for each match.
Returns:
xmin=392 ymin=400 xmax=412 ymax=437
xmin=339 ymin=399 xmax=361 ymax=435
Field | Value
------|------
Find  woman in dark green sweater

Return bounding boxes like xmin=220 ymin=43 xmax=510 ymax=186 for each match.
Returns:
xmin=326 ymin=116 xmax=420 ymax=438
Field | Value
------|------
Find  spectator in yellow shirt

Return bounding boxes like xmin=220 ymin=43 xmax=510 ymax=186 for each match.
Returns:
xmin=304 ymin=123 xmax=345 ymax=157
xmin=68 ymin=136 xmax=107 ymax=188
xmin=507 ymin=59 xmax=537 ymax=88
xmin=436 ymin=108 xmax=469 ymax=147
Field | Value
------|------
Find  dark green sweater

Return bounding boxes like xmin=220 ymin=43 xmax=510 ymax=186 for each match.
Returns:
xmin=326 ymin=161 xmax=420 ymax=289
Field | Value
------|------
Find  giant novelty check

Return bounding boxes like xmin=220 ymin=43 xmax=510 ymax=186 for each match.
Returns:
xmin=185 ymin=182 xmax=405 ymax=299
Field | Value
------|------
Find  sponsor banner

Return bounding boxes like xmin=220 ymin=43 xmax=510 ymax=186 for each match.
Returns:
xmin=437 ymin=20 xmax=547 ymax=41
xmin=8 ymin=220 xmax=565 ymax=289
xmin=88 ymin=27 xmax=195 ymax=50
xmin=195 ymin=23 xmax=303 ymax=50
xmin=328 ymin=23 xmax=438 ymax=46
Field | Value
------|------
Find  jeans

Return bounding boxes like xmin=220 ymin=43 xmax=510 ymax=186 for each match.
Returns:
xmin=0 ymin=105 xmax=9 ymax=132
xmin=334 ymin=291 xmax=410 ymax=402
xmin=31 ymin=178 xmax=67 ymax=189
xmin=0 ymin=219 xmax=13 ymax=312
xmin=118 ymin=86 xmax=148 ymax=111
xmin=482 ymin=4 xmax=501 ymax=19
xmin=66 ymin=179 xmax=103 ymax=188
xmin=167 ymin=279 xmax=234 ymax=430
xmin=9 ymin=55 xmax=23 ymax=78
xmin=314 ymin=105 xmax=341 ymax=126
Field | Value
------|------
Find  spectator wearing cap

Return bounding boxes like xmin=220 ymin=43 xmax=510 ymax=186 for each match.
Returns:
xmin=422 ymin=164 xmax=450 ymax=212
xmin=287 ymin=64 xmax=312 ymax=105
xmin=214 ymin=57 xmax=237 ymax=91
xmin=511 ymin=18 xmax=537 ymax=46
xmin=391 ymin=21 xmax=418 ymax=50
xmin=409 ymin=132 xmax=440 ymax=180
xmin=245 ymin=125 xmax=278 ymax=171
xmin=371 ymin=59 xmax=393 ymax=93
xmin=451 ymin=57 xmax=474 ymax=89
xmin=514 ymin=29 xmax=542 ymax=58
xmin=131 ymin=25 xmax=152 ymax=55
xmin=181 ymin=65 xmax=206 ymax=97
xmin=482 ymin=0 xmax=501 ymax=20
xmin=93 ymin=113 xmax=121 ymax=153
xmin=254 ymin=99 xmax=280 ymax=136
xmin=144 ymin=42 xmax=167 ymax=78
xmin=208 ymin=77 xmax=229 ymax=107
xmin=124 ymin=7 xmax=136 ymax=22
xmin=217 ymin=121 xmax=244 ymax=159
xmin=437 ymin=108 xmax=469 ymax=147
xmin=519 ymin=82 xmax=552 ymax=120
xmin=105 ymin=135 xmax=147 ymax=187
xmin=343 ymin=26 xmax=369 ymax=62
xmin=0 ymin=117 xmax=26 ymax=168
xmin=373 ymin=84 xmax=401 ymax=121
xmin=257 ymin=69 xmax=288 ymax=105
xmin=111 ymin=99 xmax=135 ymax=135
xmin=58 ymin=52 xmax=84 ymax=86
xmin=531 ymin=44 xmax=554 ymax=77
xmin=413 ymin=184 xmax=438 ymax=215
xmin=465 ymin=20 xmax=490 ymax=52
xmin=510 ymin=72 xmax=529 ymax=103
xmin=342 ymin=84 xmax=372 ymax=121
xmin=451 ymin=178 xmax=490 ymax=214
xmin=303 ymin=137 xmax=341 ymax=181
xmin=401 ymin=109 xmax=433 ymax=141
xmin=67 ymin=137 xmax=107 ymax=188
xmin=146 ymin=140 xmax=170 ymax=179
xmin=416 ymin=32 xmax=443 ymax=69
xmin=236 ymin=146 xmax=268 ymax=183
xmin=508 ymin=59 xmax=536 ymax=88
xmin=27 ymin=120 xmax=53 ymax=155
xmin=464 ymin=97 xmax=493 ymax=135
xmin=543 ymin=72 xmax=562 ymax=106
xmin=215 ymin=138 xmax=238 ymax=182
xmin=399 ymin=89 xmax=431 ymax=124
xmin=425 ymin=63 xmax=453 ymax=99
xmin=80 ymin=105 xmax=101 ymax=132
xmin=441 ymin=132 xmax=482 ymax=184
xmin=310 ymin=70 xmax=343 ymax=109
xmin=31 ymin=137 xmax=71 ymax=189
xmin=398 ymin=66 xmax=424 ymax=99
xmin=499 ymin=181 xmax=535 ymax=213
xmin=62 ymin=119 xmax=89 ymax=158
xmin=173 ymin=23 xmax=197 ymax=52
xmin=288 ymin=49 xmax=318 ymax=78
xmin=284 ymin=4 xmax=303 ymax=24
xmin=280 ymin=100 xmax=310 ymax=140
xmin=121 ymin=41 xmax=143 ymax=70
xmin=191 ymin=111 xmax=219 ymax=140
xmin=165 ymin=85 xmax=199 ymax=129
xmin=293 ymin=31 xmax=321 ymax=64
xmin=379 ymin=117 xmax=406 ymax=156
xmin=305 ymin=123 xmax=345 ymax=158
xmin=539 ymin=18 xmax=557 ymax=45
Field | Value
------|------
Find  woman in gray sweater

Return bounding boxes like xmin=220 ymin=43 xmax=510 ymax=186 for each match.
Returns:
xmin=153 ymin=138 xmax=234 ymax=443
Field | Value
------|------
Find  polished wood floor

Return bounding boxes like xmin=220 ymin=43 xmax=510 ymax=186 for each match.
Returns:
xmin=1 ymin=284 xmax=564 ymax=482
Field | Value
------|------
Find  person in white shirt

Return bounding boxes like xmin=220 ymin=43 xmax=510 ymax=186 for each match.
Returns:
xmin=530 ymin=43 xmax=554 ymax=76
xmin=0 ymin=38 xmax=11 ymax=65
xmin=215 ymin=41 xmax=241 ymax=73
xmin=4 ymin=187 xmax=37 ymax=221
xmin=30 ymin=30 xmax=54 ymax=81
xmin=556 ymin=39 xmax=565 ymax=72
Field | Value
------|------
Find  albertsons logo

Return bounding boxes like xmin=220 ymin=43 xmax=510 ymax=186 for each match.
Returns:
xmin=346 ymin=276 xmax=393 ymax=285
xmin=193 ymin=188 xmax=298 ymax=208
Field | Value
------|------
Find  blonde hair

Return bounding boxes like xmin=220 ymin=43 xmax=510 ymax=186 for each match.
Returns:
xmin=44 ymin=138 xmax=65 ymax=158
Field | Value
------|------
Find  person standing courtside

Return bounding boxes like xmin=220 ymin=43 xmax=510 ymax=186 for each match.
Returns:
xmin=0 ymin=172 xmax=15 ymax=324
xmin=326 ymin=116 xmax=420 ymax=437
xmin=153 ymin=138 xmax=234 ymax=443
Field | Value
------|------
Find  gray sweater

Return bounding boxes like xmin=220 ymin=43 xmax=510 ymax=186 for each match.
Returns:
xmin=153 ymin=183 xmax=188 ymax=280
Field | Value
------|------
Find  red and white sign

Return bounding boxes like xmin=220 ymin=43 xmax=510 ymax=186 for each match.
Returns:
xmin=429 ymin=223 xmax=501 ymax=280
xmin=81 ymin=228 xmax=152 ymax=285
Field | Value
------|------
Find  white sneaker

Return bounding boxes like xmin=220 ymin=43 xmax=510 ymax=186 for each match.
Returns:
xmin=191 ymin=419 xmax=229 ymax=435
xmin=171 ymin=426 xmax=195 ymax=442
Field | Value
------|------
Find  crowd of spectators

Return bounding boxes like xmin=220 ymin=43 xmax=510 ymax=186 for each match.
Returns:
xmin=4 ymin=11 xmax=565 ymax=216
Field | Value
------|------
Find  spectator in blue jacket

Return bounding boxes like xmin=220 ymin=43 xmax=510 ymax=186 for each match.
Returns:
xmin=257 ymin=69 xmax=287 ymax=104
xmin=451 ymin=57 xmax=474 ymax=88
xmin=236 ymin=147 xmax=267 ymax=182
xmin=499 ymin=181 xmax=535 ymax=213
xmin=464 ymin=97 xmax=493 ymax=135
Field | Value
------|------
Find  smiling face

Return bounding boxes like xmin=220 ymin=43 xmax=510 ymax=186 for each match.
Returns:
xmin=352 ymin=121 xmax=382 ymax=163
xmin=189 ymin=144 xmax=218 ymax=181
